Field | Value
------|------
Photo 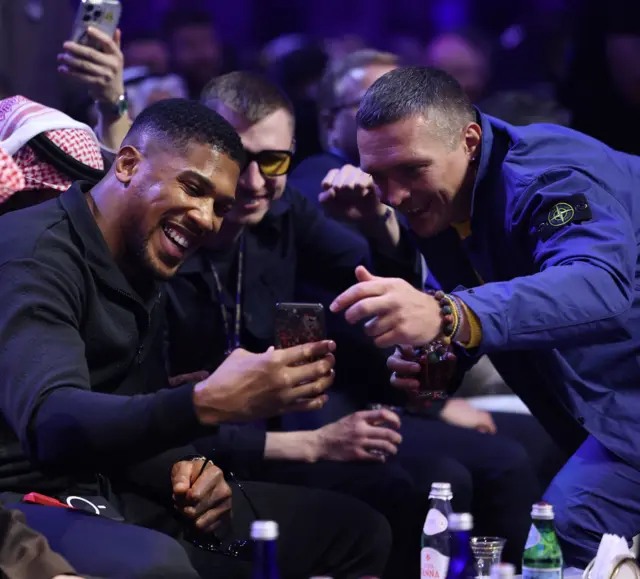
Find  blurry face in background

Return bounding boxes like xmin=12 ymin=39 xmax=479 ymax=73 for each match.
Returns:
xmin=171 ymin=24 xmax=222 ymax=89
xmin=146 ymin=89 xmax=178 ymax=107
xmin=215 ymin=105 xmax=294 ymax=226
xmin=124 ymin=39 xmax=170 ymax=75
xmin=325 ymin=62 xmax=397 ymax=163
xmin=324 ymin=35 xmax=367 ymax=61
xmin=607 ymin=36 xmax=640 ymax=108
xmin=358 ymin=115 xmax=481 ymax=237
xmin=424 ymin=34 xmax=489 ymax=103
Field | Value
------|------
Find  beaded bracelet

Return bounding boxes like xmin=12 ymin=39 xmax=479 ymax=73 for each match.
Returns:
xmin=417 ymin=290 xmax=460 ymax=364
xmin=434 ymin=290 xmax=461 ymax=344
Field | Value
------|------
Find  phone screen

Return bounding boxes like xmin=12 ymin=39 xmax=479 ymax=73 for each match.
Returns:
xmin=274 ymin=303 xmax=325 ymax=350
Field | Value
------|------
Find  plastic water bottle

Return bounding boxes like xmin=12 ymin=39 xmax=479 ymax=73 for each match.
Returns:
xmin=522 ymin=502 xmax=563 ymax=579
xmin=422 ymin=482 xmax=453 ymax=579
xmin=447 ymin=513 xmax=476 ymax=579
xmin=252 ymin=520 xmax=280 ymax=579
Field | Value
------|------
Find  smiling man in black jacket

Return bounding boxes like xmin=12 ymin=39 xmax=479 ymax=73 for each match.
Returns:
xmin=164 ymin=71 xmax=454 ymax=579
xmin=0 ymin=99 xmax=390 ymax=579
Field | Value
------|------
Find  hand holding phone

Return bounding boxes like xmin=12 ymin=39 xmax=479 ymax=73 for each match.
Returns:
xmin=193 ymin=343 xmax=336 ymax=423
xmin=71 ymin=0 xmax=122 ymax=49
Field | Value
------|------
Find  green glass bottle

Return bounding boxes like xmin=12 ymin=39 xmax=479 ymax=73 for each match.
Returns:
xmin=522 ymin=502 xmax=563 ymax=579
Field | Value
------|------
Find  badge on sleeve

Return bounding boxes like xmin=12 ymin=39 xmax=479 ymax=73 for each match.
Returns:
xmin=533 ymin=193 xmax=592 ymax=240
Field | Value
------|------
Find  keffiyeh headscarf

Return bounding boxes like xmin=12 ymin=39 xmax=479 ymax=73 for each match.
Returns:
xmin=0 ymin=147 xmax=26 ymax=204
xmin=0 ymin=95 xmax=104 ymax=203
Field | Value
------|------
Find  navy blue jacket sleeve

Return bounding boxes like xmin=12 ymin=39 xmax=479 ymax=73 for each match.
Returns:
xmin=0 ymin=258 xmax=212 ymax=470
xmin=290 ymin=188 xmax=421 ymax=291
xmin=454 ymin=170 xmax=635 ymax=353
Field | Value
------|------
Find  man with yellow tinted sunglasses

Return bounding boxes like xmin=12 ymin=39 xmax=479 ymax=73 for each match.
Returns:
xmin=165 ymin=71 xmax=427 ymax=578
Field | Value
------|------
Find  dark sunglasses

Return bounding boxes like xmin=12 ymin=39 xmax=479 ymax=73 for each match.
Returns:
xmin=184 ymin=470 xmax=259 ymax=561
xmin=243 ymin=149 xmax=293 ymax=177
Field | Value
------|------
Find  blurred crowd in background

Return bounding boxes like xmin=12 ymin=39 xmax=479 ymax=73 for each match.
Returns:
xmin=3 ymin=0 xmax=640 ymax=166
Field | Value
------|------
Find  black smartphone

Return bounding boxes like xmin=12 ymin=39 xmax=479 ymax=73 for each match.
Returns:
xmin=274 ymin=303 xmax=326 ymax=350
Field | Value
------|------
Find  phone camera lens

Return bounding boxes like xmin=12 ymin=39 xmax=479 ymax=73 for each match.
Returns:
xmin=93 ymin=9 xmax=102 ymax=18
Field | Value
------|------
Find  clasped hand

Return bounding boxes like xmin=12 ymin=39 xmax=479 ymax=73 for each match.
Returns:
xmin=172 ymin=458 xmax=232 ymax=534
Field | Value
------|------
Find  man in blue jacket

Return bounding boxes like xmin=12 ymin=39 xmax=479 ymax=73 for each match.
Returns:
xmin=330 ymin=65 xmax=640 ymax=568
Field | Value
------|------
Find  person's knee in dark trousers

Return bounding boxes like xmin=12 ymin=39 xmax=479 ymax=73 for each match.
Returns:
xmin=9 ymin=502 xmax=200 ymax=579
xmin=379 ymin=456 xmax=473 ymax=578
xmin=120 ymin=532 xmax=201 ymax=579
xmin=470 ymin=438 xmax=541 ymax=566
xmin=365 ymin=457 xmax=473 ymax=579
xmin=491 ymin=412 xmax=569 ymax=491
xmin=397 ymin=415 xmax=540 ymax=568
xmin=325 ymin=493 xmax=392 ymax=579
xmin=253 ymin=458 xmax=447 ymax=579
xmin=397 ymin=455 xmax=474 ymax=514
xmin=222 ymin=482 xmax=391 ymax=579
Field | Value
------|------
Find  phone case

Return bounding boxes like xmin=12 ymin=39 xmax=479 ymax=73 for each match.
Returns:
xmin=71 ymin=0 xmax=122 ymax=45
xmin=274 ymin=303 xmax=325 ymax=349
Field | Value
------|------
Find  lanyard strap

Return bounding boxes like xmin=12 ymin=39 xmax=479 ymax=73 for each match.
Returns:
xmin=209 ymin=234 xmax=245 ymax=355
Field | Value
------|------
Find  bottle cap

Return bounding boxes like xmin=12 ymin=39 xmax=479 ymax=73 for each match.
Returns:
xmin=531 ymin=502 xmax=555 ymax=520
xmin=431 ymin=482 xmax=452 ymax=492
xmin=490 ymin=563 xmax=515 ymax=579
xmin=429 ymin=482 xmax=453 ymax=500
xmin=448 ymin=512 xmax=473 ymax=531
xmin=251 ymin=520 xmax=279 ymax=540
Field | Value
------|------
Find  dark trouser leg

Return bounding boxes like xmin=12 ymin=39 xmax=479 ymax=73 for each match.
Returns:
xmin=6 ymin=503 xmax=200 ymax=579
xmin=117 ymin=481 xmax=390 ymax=579
xmin=544 ymin=435 xmax=640 ymax=569
xmin=396 ymin=414 xmax=541 ymax=566
xmin=194 ymin=481 xmax=391 ymax=579
xmin=255 ymin=459 xmax=465 ymax=578
xmin=491 ymin=412 xmax=570 ymax=490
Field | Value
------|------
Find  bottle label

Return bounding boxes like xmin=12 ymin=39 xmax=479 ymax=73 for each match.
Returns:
xmin=525 ymin=524 xmax=542 ymax=549
xmin=522 ymin=567 xmax=562 ymax=579
xmin=421 ymin=547 xmax=449 ymax=579
xmin=424 ymin=508 xmax=448 ymax=535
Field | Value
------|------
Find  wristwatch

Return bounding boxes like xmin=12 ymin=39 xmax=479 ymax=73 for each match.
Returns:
xmin=97 ymin=92 xmax=129 ymax=119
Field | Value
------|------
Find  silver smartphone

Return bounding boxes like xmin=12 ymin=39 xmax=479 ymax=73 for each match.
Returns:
xmin=71 ymin=0 xmax=122 ymax=47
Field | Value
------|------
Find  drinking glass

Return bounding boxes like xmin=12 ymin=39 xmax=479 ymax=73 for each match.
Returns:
xmin=366 ymin=403 xmax=402 ymax=458
xmin=470 ymin=536 xmax=506 ymax=578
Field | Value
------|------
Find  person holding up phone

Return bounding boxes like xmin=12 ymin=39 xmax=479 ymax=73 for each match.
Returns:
xmin=58 ymin=1 xmax=131 ymax=153
xmin=0 ymin=99 xmax=390 ymax=579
